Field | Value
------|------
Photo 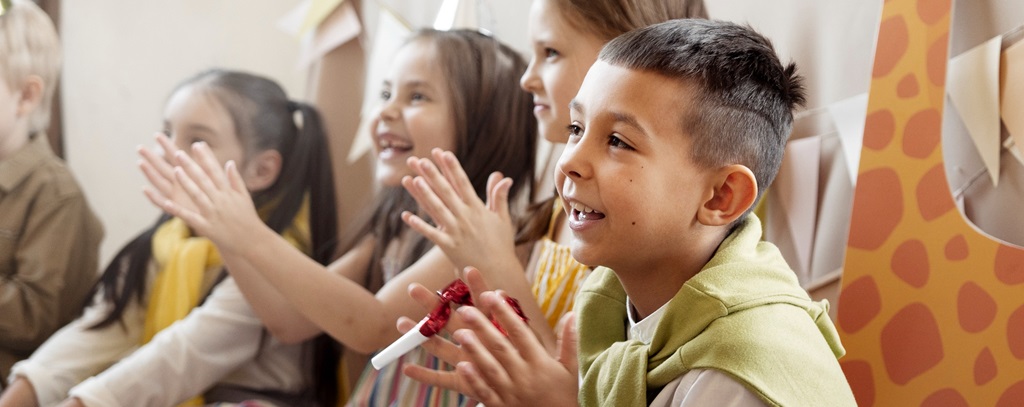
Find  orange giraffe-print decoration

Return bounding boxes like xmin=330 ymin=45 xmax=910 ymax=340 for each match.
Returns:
xmin=838 ymin=0 xmax=1024 ymax=405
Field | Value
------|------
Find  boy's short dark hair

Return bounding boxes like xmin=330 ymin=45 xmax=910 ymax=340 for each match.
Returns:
xmin=600 ymin=19 xmax=805 ymax=206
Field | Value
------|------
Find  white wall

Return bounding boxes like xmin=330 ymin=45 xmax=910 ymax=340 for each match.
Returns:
xmin=61 ymin=0 xmax=887 ymax=265
xmin=61 ymin=0 xmax=533 ymax=265
xmin=62 ymin=1 xmax=307 ymax=264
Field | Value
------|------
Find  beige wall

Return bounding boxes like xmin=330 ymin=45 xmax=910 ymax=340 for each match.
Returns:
xmin=61 ymin=1 xmax=309 ymax=264
xmin=61 ymin=0 xmax=896 ymax=266
xmin=62 ymin=0 xmax=534 ymax=265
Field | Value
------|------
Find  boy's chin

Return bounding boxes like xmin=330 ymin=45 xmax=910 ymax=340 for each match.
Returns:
xmin=568 ymin=245 xmax=603 ymax=269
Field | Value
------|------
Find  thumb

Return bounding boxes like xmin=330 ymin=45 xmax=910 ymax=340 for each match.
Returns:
xmin=557 ymin=312 xmax=578 ymax=376
xmin=489 ymin=177 xmax=513 ymax=219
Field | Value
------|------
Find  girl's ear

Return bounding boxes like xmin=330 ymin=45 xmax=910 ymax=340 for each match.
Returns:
xmin=16 ymin=76 xmax=44 ymax=117
xmin=242 ymin=149 xmax=283 ymax=192
xmin=697 ymin=164 xmax=758 ymax=226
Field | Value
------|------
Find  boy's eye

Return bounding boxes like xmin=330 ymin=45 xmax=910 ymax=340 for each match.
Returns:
xmin=608 ymin=135 xmax=634 ymax=150
xmin=380 ymin=90 xmax=392 ymax=101
xmin=545 ymin=47 xmax=560 ymax=59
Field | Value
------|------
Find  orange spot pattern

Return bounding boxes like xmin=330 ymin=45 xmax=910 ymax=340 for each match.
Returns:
xmin=891 ymin=239 xmax=929 ymax=287
xmin=921 ymin=388 xmax=968 ymax=407
xmin=880 ymin=303 xmax=943 ymax=385
xmin=864 ymin=109 xmax=896 ymax=150
xmin=903 ymin=108 xmax=941 ymax=158
xmin=957 ymin=282 xmax=997 ymax=333
xmin=838 ymin=276 xmax=882 ymax=333
xmin=944 ymin=234 xmax=968 ymax=260
xmin=973 ymin=348 xmax=997 ymax=385
xmin=848 ymin=168 xmax=902 ymax=250
xmin=897 ymin=73 xmax=920 ymax=98
xmin=838 ymin=0 xmax=1024 ymax=404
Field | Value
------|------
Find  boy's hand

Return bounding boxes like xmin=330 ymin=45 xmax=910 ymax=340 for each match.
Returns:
xmin=400 ymin=149 xmax=520 ymax=274
xmin=402 ymin=282 xmax=579 ymax=406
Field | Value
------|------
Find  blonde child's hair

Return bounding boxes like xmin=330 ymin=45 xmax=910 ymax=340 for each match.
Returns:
xmin=0 ymin=0 xmax=61 ymax=133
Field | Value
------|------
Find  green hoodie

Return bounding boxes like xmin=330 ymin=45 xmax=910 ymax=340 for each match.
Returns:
xmin=577 ymin=215 xmax=856 ymax=406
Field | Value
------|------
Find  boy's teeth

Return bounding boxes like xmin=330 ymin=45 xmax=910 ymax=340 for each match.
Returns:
xmin=571 ymin=202 xmax=595 ymax=213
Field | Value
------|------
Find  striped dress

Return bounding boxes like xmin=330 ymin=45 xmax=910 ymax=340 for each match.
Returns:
xmin=347 ymin=347 xmax=468 ymax=407
xmin=346 ymin=249 xmax=470 ymax=407
xmin=527 ymin=196 xmax=592 ymax=329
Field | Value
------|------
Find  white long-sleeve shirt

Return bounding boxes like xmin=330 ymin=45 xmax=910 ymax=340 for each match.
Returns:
xmin=11 ymin=263 xmax=311 ymax=407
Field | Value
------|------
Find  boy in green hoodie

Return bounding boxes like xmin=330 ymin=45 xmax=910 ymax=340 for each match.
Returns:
xmin=401 ymin=19 xmax=856 ymax=406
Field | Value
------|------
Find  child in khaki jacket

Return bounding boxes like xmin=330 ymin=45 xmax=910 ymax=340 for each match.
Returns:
xmin=0 ymin=0 xmax=103 ymax=386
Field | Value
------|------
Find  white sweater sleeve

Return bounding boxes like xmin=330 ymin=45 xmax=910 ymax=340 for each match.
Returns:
xmin=8 ymin=293 xmax=142 ymax=407
xmin=68 ymin=277 xmax=266 ymax=407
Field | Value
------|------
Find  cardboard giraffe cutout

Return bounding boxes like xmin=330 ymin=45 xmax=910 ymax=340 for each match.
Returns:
xmin=838 ymin=0 xmax=1024 ymax=405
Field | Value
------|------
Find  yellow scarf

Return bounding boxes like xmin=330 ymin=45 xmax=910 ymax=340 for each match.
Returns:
xmin=144 ymin=201 xmax=311 ymax=407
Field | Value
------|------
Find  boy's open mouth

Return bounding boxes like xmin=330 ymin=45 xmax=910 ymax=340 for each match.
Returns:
xmin=570 ymin=201 xmax=605 ymax=221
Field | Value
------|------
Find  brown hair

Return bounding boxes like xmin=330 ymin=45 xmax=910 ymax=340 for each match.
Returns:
xmin=342 ymin=29 xmax=537 ymax=293
xmin=600 ymin=19 xmax=806 ymax=213
xmin=552 ymin=0 xmax=708 ymax=41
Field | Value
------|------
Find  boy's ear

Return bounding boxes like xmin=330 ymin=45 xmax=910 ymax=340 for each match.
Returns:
xmin=16 ymin=76 xmax=44 ymax=117
xmin=697 ymin=164 xmax=758 ymax=226
xmin=242 ymin=149 xmax=283 ymax=192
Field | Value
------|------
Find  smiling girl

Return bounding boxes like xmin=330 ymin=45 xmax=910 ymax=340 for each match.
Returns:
xmin=400 ymin=0 xmax=708 ymax=351
xmin=143 ymin=29 xmax=539 ymax=407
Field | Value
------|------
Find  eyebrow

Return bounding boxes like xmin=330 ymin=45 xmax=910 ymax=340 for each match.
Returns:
xmin=569 ymin=99 xmax=648 ymax=137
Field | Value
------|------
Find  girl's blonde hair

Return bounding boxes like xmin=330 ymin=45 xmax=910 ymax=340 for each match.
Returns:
xmin=0 ymin=0 xmax=60 ymax=133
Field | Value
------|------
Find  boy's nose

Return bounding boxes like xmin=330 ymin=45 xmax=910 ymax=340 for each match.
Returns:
xmin=556 ymin=140 xmax=588 ymax=180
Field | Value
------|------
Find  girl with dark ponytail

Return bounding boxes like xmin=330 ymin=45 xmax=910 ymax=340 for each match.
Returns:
xmin=4 ymin=69 xmax=340 ymax=407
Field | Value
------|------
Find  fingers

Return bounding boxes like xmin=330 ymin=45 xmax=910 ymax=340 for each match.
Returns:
xmin=407 ymin=283 xmax=442 ymax=312
xmin=454 ymin=362 xmax=502 ymax=405
xmin=477 ymin=291 xmax=546 ymax=362
xmin=401 ymin=174 xmax=460 ymax=233
xmin=141 ymin=186 xmax=172 ymax=213
xmin=401 ymin=211 xmax=454 ymax=248
xmin=419 ymin=330 xmax=469 ymax=367
xmin=138 ymin=141 xmax=176 ymax=184
xmin=450 ymin=322 xmax=515 ymax=392
xmin=463 ymin=267 xmax=493 ymax=303
xmin=154 ymin=131 xmax=180 ymax=161
xmin=557 ymin=312 xmax=579 ymax=376
xmin=402 ymin=364 xmax=465 ymax=395
xmin=138 ymin=157 xmax=175 ymax=198
xmin=173 ymin=165 xmax=215 ymax=214
xmin=409 ymin=156 xmax=467 ymax=208
xmin=190 ymin=142 xmax=230 ymax=190
xmin=488 ymin=177 xmax=514 ymax=220
xmin=432 ymin=149 xmax=478 ymax=205
xmin=174 ymin=149 xmax=223 ymax=206
xmin=224 ymin=161 xmax=248 ymax=194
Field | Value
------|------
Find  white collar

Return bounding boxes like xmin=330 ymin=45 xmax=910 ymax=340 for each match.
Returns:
xmin=626 ymin=297 xmax=668 ymax=345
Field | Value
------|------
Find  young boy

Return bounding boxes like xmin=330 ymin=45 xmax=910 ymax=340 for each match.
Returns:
xmin=0 ymin=0 xmax=103 ymax=387
xmin=401 ymin=19 xmax=856 ymax=406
